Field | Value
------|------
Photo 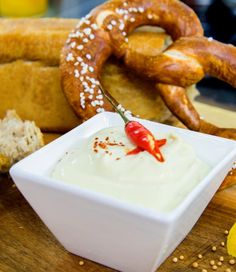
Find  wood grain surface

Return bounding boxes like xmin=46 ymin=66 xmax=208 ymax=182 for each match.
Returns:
xmin=0 ymin=172 xmax=236 ymax=272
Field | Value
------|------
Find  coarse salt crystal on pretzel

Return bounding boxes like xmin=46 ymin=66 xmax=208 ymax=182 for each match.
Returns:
xmin=60 ymin=0 xmax=203 ymax=121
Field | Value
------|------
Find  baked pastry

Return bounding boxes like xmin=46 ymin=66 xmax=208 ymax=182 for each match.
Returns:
xmin=60 ymin=0 xmax=236 ymax=140
xmin=0 ymin=18 xmax=78 ymax=65
xmin=0 ymin=110 xmax=44 ymax=173
xmin=60 ymin=0 xmax=203 ymax=121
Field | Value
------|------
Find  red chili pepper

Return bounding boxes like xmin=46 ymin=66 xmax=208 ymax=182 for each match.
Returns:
xmin=98 ymin=85 xmax=167 ymax=162
xmin=125 ymin=121 xmax=166 ymax=162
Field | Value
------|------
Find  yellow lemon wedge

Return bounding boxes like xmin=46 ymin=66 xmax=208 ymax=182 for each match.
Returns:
xmin=227 ymin=222 xmax=236 ymax=257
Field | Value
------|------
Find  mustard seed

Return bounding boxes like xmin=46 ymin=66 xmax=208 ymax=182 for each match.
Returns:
xmin=202 ymin=269 xmax=208 ymax=272
xmin=219 ymin=256 xmax=224 ymax=262
xmin=212 ymin=246 xmax=217 ymax=252
xmin=179 ymin=255 xmax=184 ymax=260
xmin=224 ymin=230 xmax=229 ymax=235
xmin=212 ymin=265 xmax=218 ymax=270
xmin=198 ymin=254 xmax=203 ymax=259
xmin=225 ymin=269 xmax=231 ymax=272
xmin=210 ymin=260 xmax=215 ymax=266
xmin=192 ymin=262 xmax=199 ymax=268
xmin=172 ymin=257 xmax=178 ymax=263
xmin=217 ymin=261 xmax=222 ymax=266
xmin=229 ymin=259 xmax=235 ymax=265
xmin=79 ymin=261 xmax=84 ymax=266
xmin=221 ymin=241 xmax=225 ymax=247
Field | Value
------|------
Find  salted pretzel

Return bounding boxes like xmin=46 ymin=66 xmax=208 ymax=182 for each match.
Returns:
xmin=124 ymin=36 xmax=236 ymax=139
xmin=124 ymin=36 xmax=236 ymax=88
xmin=60 ymin=0 xmax=203 ymax=121
xmin=60 ymin=0 xmax=236 ymax=140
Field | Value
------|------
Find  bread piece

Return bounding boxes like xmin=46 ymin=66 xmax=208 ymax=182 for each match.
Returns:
xmin=0 ymin=60 xmax=81 ymax=132
xmin=102 ymin=57 xmax=174 ymax=123
xmin=0 ymin=110 xmax=44 ymax=173
xmin=0 ymin=18 xmax=78 ymax=66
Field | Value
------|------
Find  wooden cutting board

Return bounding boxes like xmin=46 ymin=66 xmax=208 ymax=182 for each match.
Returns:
xmin=1 ymin=104 xmax=236 ymax=272
xmin=0 ymin=166 xmax=235 ymax=272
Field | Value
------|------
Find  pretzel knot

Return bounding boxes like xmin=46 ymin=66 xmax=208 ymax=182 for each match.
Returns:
xmin=60 ymin=0 xmax=236 ymax=140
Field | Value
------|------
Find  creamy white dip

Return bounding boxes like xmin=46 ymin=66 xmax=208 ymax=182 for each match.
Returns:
xmin=51 ymin=126 xmax=210 ymax=212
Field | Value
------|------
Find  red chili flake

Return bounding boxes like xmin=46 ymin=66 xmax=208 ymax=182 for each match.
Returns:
xmin=93 ymin=141 xmax=98 ymax=149
xmin=107 ymin=142 xmax=119 ymax=146
xmin=98 ymin=142 xmax=107 ymax=149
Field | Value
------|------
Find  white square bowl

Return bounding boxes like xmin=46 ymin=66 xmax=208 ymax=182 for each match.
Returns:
xmin=10 ymin=112 xmax=236 ymax=272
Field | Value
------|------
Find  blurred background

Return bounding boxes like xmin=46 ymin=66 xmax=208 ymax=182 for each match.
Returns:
xmin=0 ymin=0 xmax=235 ymax=111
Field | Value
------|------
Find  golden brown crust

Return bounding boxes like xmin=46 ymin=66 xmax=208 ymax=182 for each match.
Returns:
xmin=156 ymin=84 xmax=201 ymax=131
xmin=125 ymin=36 xmax=236 ymax=88
xmin=199 ymin=120 xmax=236 ymax=140
xmin=168 ymin=37 xmax=236 ymax=88
xmin=0 ymin=18 xmax=78 ymax=65
xmin=0 ymin=60 xmax=81 ymax=132
xmin=123 ymin=37 xmax=236 ymax=140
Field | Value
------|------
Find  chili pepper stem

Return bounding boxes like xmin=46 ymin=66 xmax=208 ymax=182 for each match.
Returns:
xmin=99 ymin=85 xmax=130 ymax=124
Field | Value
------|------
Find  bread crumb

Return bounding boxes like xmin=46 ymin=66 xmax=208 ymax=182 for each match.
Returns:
xmin=0 ymin=110 xmax=44 ymax=172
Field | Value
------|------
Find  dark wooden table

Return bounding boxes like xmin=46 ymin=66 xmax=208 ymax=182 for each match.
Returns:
xmin=1 ymin=173 xmax=236 ymax=272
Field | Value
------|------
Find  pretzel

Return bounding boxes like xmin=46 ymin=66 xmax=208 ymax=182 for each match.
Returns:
xmin=124 ymin=36 xmax=236 ymax=88
xmin=60 ymin=0 xmax=203 ymax=121
xmin=60 ymin=0 xmax=236 ymax=140
xmin=124 ymin=36 xmax=236 ymax=139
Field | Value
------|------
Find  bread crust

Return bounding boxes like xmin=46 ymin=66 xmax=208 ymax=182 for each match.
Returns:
xmin=0 ymin=18 xmax=78 ymax=65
